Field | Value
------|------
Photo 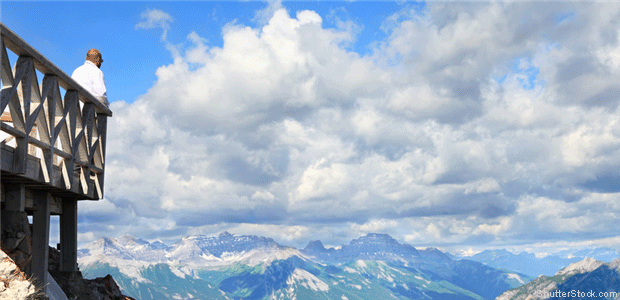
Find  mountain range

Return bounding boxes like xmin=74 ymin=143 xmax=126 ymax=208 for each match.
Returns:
xmin=78 ymin=232 xmax=530 ymax=300
xmin=497 ymin=257 xmax=620 ymax=300
xmin=458 ymin=247 xmax=620 ymax=277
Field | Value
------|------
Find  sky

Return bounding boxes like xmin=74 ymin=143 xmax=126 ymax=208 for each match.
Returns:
xmin=2 ymin=1 xmax=620 ymax=255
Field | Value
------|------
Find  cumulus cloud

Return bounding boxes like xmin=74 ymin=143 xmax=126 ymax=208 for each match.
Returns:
xmin=254 ymin=0 xmax=284 ymax=25
xmin=136 ymin=8 xmax=173 ymax=41
xmin=80 ymin=3 xmax=620 ymax=252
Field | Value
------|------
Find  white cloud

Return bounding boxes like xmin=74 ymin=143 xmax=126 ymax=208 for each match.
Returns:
xmin=561 ymin=113 xmax=620 ymax=168
xmin=85 ymin=3 xmax=620 ymax=252
xmin=136 ymin=8 xmax=173 ymax=41
xmin=254 ymin=0 xmax=284 ymax=26
xmin=141 ymin=8 xmax=389 ymax=134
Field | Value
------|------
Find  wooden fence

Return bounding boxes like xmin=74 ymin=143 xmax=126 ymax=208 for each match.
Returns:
xmin=1 ymin=22 xmax=112 ymax=199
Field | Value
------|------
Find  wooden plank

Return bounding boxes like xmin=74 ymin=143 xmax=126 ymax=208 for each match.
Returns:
xmin=25 ymin=135 xmax=51 ymax=151
xmin=7 ymin=58 xmax=27 ymax=130
xmin=59 ymin=160 xmax=71 ymax=190
xmin=0 ymin=121 xmax=26 ymax=138
xmin=54 ymin=148 xmax=71 ymax=159
xmin=97 ymin=114 xmax=107 ymax=174
xmin=0 ymin=36 xmax=14 ymax=89
xmin=32 ymin=190 xmax=51 ymax=292
xmin=89 ymin=165 xmax=103 ymax=174
xmin=82 ymin=103 xmax=95 ymax=164
xmin=13 ymin=134 xmax=28 ymax=174
xmin=0 ymin=37 xmax=17 ymax=114
xmin=16 ymin=56 xmax=34 ymax=130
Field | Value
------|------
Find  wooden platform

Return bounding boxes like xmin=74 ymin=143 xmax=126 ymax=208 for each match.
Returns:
xmin=1 ymin=22 xmax=109 ymax=200
xmin=1 ymin=22 xmax=112 ymax=296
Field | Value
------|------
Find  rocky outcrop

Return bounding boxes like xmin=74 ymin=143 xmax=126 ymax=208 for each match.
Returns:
xmin=48 ymin=270 xmax=135 ymax=300
xmin=47 ymin=247 xmax=135 ymax=300
xmin=1 ymin=211 xmax=134 ymax=300
xmin=0 ymin=250 xmax=43 ymax=300
xmin=0 ymin=247 xmax=135 ymax=300
xmin=1 ymin=210 xmax=33 ymax=275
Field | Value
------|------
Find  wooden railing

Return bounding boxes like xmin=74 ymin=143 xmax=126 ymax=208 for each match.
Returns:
xmin=1 ymin=23 xmax=112 ymax=200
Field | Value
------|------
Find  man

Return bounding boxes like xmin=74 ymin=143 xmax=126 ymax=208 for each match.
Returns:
xmin=71 ymin=49 xmax=109 ymax=106
xmin=71 ymin=49 xmax=108 ymax=179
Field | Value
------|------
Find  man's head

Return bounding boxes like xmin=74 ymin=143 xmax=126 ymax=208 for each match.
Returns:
xmin=86 ymin=49 xmax=103 ymax=68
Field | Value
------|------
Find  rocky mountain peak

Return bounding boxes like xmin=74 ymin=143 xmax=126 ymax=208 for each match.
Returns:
xmin=219 ymin=231 xmax=233 ymax=238
xmin=150 ymin=240 xmax=169 ymax=250
xmin=419 ymin=247 xmax=453 ymax=262
xmin=556 ymin=257 xmax=605 ymax=276
xmin=93 ymin=237 xmax=122 ymax=250
xmin=301 ymin=233 xmax=421 ymax=263
xmin=117 ymin=234 xmax=149 ymax=247
xmin=304 ymin=240 xmax=326 ymax=252
xmin=497 ymin=256 xmax=620 ymax=300
xmin=351 ymin=233 xmax=398 ymax=245
xmin=609 ymin=257 xmax=620 ymax=270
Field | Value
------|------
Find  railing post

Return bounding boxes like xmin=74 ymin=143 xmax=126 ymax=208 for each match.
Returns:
xmin=96 ymin=113 xmax=107 ymax=196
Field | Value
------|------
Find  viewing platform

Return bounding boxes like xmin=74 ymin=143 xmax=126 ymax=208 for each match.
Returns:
xmin=0 ymin=22 xmax=112 ymax=295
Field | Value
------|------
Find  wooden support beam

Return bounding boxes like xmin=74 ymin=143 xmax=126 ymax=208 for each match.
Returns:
xmin=5 ymin=183 xmax=25 ymax=211
xmin=32 ymin=190 xmax=51 ymax=293
xmin=60 ymin=198 xmax=77 ymax=272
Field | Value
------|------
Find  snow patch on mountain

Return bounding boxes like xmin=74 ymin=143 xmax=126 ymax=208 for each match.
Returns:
xmin=506 ymin=273 xmax=525 ymax=284
xmin=355 ymin=260 xmax=367 ymax=268
xmin=78 ymin=253 xmax=152 ymax=283
xmin=170 ymin=266 xmax=186 ymax=278
xmin=287 ymin=268 xmax=329 ymax=292
xmin=414 ymin=275 xmax=430 ymax=284
xmin=240 ymin=247 xmax=302 ymax=266
xmin=350 ymin=284 xmax=362 ymax=290
xmin=556 ymin=257 xmax=604 ymax=276
xmin=81 ymin=233 xmax=302 ymax=269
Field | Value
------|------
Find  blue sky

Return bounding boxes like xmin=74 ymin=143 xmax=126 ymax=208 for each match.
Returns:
xmin=3 ymin=1 xmax=620 ymax=255
xmin=2 ymin=1 xmax=418 ymax=104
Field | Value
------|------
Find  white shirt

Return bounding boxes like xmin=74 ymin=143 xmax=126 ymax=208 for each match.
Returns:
xmin=71 ymin=60 xmax=108 ymax=106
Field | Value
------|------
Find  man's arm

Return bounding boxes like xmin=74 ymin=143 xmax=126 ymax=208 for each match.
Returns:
xmin=93 ymin=69 xmax=108 ymax=106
